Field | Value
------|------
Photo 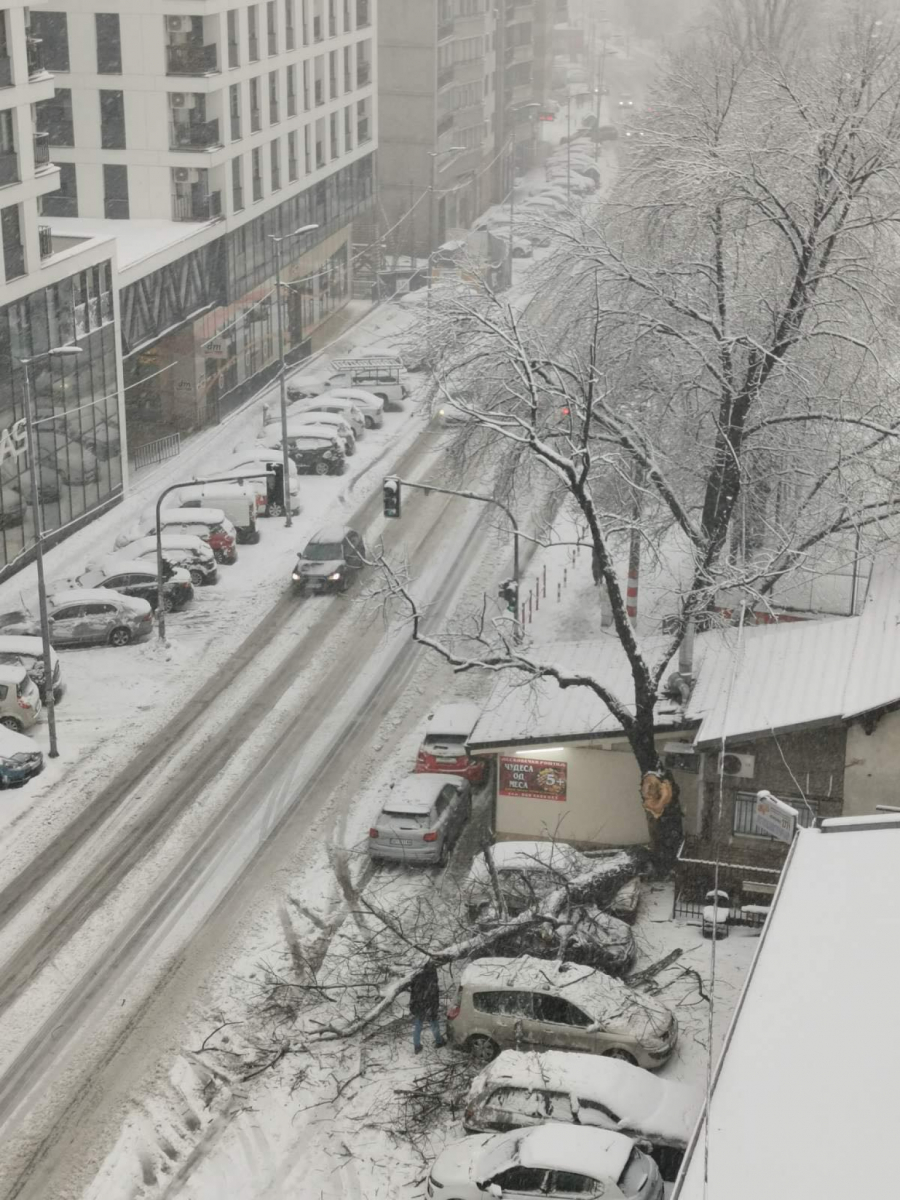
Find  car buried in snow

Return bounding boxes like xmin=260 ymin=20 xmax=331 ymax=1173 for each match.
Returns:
xmin=0 ymin=722 xmax=44 ymax=788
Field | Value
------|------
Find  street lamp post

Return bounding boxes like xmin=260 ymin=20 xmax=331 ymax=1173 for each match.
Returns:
xmin=268 ymin=224 xmax=318 ymax=529
xmin=17 ymin=345 xmax=84 ymax=759
xmin=427 ymin=146 xmax=465 ymax=306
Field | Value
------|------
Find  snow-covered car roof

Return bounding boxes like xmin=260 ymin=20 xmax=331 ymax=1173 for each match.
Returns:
xmin=158 ymin=507 xmax=227 ymax=525
xmin=474 ymin=1125 xmax=634 ymax=1186
xmin=467 ymin=840 xmax=590 ymax=887
xmin=0 ymin=635 xmax=58 ymax=665
xmin=284 ymin=419 xmax=341 ymax=439
xmin=0 ymin=661 xmax=28 ymax=686
xmin=324 ymin=388 xmax=384 ymax=409
xmin=423 ymin=701 xmax=482 ymax=738
xmin=470 ymin=1049 xmax=701 ymax=1146
xmin=306 ymin=525 xmax=353 ymax=546
xmin=292 ymin=396 xmax=363 ymax=417
xmin=126 ymin=534 xmax=211 ymax=555
xmin=290 ymin=411 xmax=351 ymax=429
xmin=48 ymin=588 xmax=150 ymax=613
xmin=231 ymin=455 xmax=299 ymax=477
xmin=380 ymin=773 xmax=464 ymax=814
xmin=460 ymin=956 xmax=674 ymax=1036
xmin=0 ymin=722 xmax=41 ymax=756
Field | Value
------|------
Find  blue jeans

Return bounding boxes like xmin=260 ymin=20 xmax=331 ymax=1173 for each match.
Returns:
xmin=413 ymin=1016 xmax=443 ymax=1049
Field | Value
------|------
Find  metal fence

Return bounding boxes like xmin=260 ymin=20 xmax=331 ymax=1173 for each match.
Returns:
xmin=672 ymin=850 xmax=781 ymax=925
xmin=132 ymin=432 xmax=181 ymax=472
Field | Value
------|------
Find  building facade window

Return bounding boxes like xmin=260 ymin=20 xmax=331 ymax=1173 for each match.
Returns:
xmin=250 ymin=77 xmax=261 ymax=131
xmin=103 ymin=163 xmax=129 ymax=218
xmin=232 ymin=155 xmax=244 ymax=211
xmin=287 ymin=130 xmax=298 ymax=181
xmin=248 ymin=5 xmax=260 ymax=61
xmin=329 ymin=49 xmax=337 ymax=98
xmin=229 ymin=83 xmax=241 ymax=140
xmin=227 ymin=9 xmax=240 ymax=68
xmin=41 ymin=161 xmax=78 ymax=217
xmin=285 ymin=0 xmax=296 ymax=50
xmin=266 ymin=0 xmax=277 ymax=55
xmin=343 ymin=103 xmax=352 ymax=152
xmin=268 ymin=70 xmax=279 ymax=123
xmin=29 ymin=11 xmax=69 ymax=72
xmin=270 ymin=138 xmax=280 ymax=190
xmin=287 ymin=65 xmax=297 ymax=117
xmin=0 ymin=271 xmax=121 ymax=576
xmin=329 ymin=111 xmax=337 ymax=159
xmin=252 ymin=147 xmax=262 ymax=200
xmin=36 ymin=89 xmax=74 ymax=147
xmin=95 ymin=13 xmax=122 ymax=74
xmin=100 ymin=90 xmax=126 ymax=150
xmin=1 ymin=203 xmax=23 ymax=281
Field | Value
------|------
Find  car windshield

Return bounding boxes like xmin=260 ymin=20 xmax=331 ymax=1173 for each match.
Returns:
xmin=295 ymin=437 xmax=330 ymax=449
xmin=424 ymin=733 xmax=465 ymax=746
xmin=618 ymin=1148 xmax=650 ymax=1197
xmin=303 ymin=542 xmax=344 ymax=561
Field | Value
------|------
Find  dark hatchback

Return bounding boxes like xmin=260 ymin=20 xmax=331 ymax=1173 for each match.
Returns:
xmin=0 ymin=724 xmax=43 ymax=789
xmin=77 ymin=560 xmax=194 ymax=613
xmin=285 ymin=432 xmax=346 ymax=476
xmin=292 ymin=526 xmax=367 ymax=594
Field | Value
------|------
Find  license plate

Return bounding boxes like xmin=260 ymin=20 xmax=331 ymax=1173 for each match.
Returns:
xmin=390 ymin=838 xmax=414 ymax=846
xmin=436 ymin=757 xmax=458 ymax=765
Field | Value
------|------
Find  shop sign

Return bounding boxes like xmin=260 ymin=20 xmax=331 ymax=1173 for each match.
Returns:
xmin=499 ymin=756 xmax=567 ymax=801
xmin=754 ymin=791 xmax=798 ymax=844
xmin=203 ymin=337 xmax=229 ymax=360
xmin=0 ymin=419 xmax=27 ymax=468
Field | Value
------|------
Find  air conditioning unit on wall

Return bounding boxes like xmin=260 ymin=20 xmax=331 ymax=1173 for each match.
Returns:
xmin=173 ymin=167 xmax=190 ymax=182
xmin=167 ymin=16 xmax=192 ymax=33
xmin=718 ymin=752 xmax=755 ymax=779
xmin=171 ymin=93 xmax=196 ymax=109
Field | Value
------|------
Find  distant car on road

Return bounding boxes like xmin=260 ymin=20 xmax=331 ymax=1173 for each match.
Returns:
xmin=291 ymin=525 xmax=366 ymax=594
xmin=368 ymin=772 xmax=472 ymax=866
xmin=0 ymin=722 xmax=43 ymax=788
xmin=618 ymin=92 xmax=635 ymax=107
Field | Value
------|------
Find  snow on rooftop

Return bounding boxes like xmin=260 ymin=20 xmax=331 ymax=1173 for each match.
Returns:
xmin=45 ymin=215 xmax=212 ymax=273
xmin=674 ymin=818 xmax=900 ymax=1200
xmin=468 ymin=635 xmax=682 ymax=748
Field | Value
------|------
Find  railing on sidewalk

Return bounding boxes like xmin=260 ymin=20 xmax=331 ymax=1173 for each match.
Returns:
xmin=132 ymin=432 xmax=182 ymax=472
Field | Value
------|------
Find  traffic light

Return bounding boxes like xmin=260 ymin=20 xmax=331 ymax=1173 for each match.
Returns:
xmin=383 ymin=476 xmax=401 ymax=519
xmin=498 ymin=579 xmax=519 ymax=614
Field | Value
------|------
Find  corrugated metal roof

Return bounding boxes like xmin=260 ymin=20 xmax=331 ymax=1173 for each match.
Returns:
xmin=468 ymin=635 xmax=683 ymax=749
xmin=687 ymin=618 xmax=860 ymax=747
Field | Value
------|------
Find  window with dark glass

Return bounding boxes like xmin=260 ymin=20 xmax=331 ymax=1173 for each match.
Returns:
xmin=285 ymin=0 xmax=295 ymax=50
xmin=231 ymin=155 xmax=244 ymax=210
xmin=286 ymin=65 xmax=296 ymax=116
xmin=227 ymin=9 xmax=240 ymax=67
xmin=95 ymin=14 xmax=121 ymax=74
xmin=103 ymin=163 xmax=129 ymax=218
xmin=0 ymin=109 xmax=16 ymax=187
xmin=100 ymin=90 xmax=126 ymax=149
xmin=1 ymin=203 xmax=22 ymax=280
xmin=29 ymin=11 xmax=69 ymax=71
xmin=270 ymin=138 xmax=280 ymax=190
xmin=0 ymin=13 xmax=10 ymax=88
xmin=250 ymin=77 xmax=261 ymax=131
xmin=229 ymin=84 xmax=241 ymax=140
xmin=41 ymin=161 xmax=78 ymax=217
xmin=36 ymin=89 xmax=74 ymax=146
xmin=268 ymin=70 xmax=279 ymax=123
xmin=252 ymin=147 xmax=262 ymax=200
xmin=288 ymin=130 xmax=298 ymax=181
xmin=248 ymin=5 xmax=259 ymax=60
xmin=267 ymin=1 xmax=277 ymax=54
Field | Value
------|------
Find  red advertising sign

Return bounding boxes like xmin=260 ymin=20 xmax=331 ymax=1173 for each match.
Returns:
xmin=499 ymin=757 xmax=567 ymax=802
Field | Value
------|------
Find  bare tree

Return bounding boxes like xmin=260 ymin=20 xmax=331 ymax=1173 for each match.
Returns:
xmin=713 ymin=0 xmax=814 ymax=57
xmin=377 ymin=11 xmax=900 ymax=871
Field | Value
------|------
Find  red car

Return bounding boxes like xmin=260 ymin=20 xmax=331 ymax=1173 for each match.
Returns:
xmin=415 ymin=702 xmax=487 ymax=785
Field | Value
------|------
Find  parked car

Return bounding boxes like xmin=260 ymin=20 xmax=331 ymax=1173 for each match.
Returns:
xmin=368 ymin=773 xmax=472 ymax=865
xmin=229 ymin=455 xmax=302 ymax=516
xmin=464 ymin=1050 xmax=700 ymax=1180
xmin=495 ymin=906 xmax=636 ymax=976
xmin=76 ymin=558 xmax=194 ymax=613
xmin=463 ymin=840 xmax=596 ymax=920
xmin=285 ymin=396 xmax=366 ymax=439
xmin=124 ymin=534 xmax=219 ymax=588
xmin=292 ymin=526 xmax=366 ymax=594
xmin=278 ymin=410 xmax=357 ymax=456
xmin=0 ymin=635 xmax=64 ymax=703
xmin=324 ymin=388 xmax=384 ymax=428
xmin=45 ymin=589 xmax=154 ymax=647
xmin=174 ymin=482 xmax=259 ymax=544
xmin=426 ymin=1125 xmax=663 ymax=1200
xmin=415 ymin=701 xmax=486 ymax=784
xmin=447 ymin=955 xmax=678 ymax=1069
xmin=0 ymin=663 xmax=41 ymax=731
xmin=0 ymin=610 xmax=41 ymax=636
xmin=0 ymin=722 xmax=44 ymax=788
xmin=263 ymin=425 xmax=346 ymax=475
xmin=145 ymin=508 xmax=238 ymax=565
xmin=288 ymin=354 xmax=406 ymax=411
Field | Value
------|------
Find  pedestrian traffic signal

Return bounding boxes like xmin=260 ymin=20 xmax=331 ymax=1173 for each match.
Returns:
xmin=383 ymin=476 xmax=401 ymax=519
xmin=498 ymin=579 xmax=519 ymax=613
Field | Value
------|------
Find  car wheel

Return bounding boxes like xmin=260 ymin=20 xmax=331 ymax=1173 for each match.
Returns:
xmin=189 ymin=568 xmax=205 ymax=587
xmin=108 ymin=626 xmax=132 ymax=648
xmin=0 ymin=716 xmax=22 ymax=733
xmin=267 ymin=502 xmax=285 ymax=518
xmin=340 ymin=574 xmax=351 ymax=593
xmin=364 ymin=415 xmax=375 ymax=429
xmin=465 ymin=1035 xmax=499 ymax=1065
xmin=314 ymin=461 xmax=329 ymax=476
xmin=603 ymin=1048 xmax=637 ymax=1065
xmin=162 ymin=595 xmax=176 ymax=613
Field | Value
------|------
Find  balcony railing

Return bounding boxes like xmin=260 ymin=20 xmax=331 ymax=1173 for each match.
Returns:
xmin=38 ymin=224 xmax=52 ymax=258
xmin=166 ymin=43 xmax=218 ymax=76
xmin=26 ymin=37 xmax=43 ymax=78
xmin=172 ymin=190 xmax=222 ymax=221
xmin=0 ymin=151 xmax=19 ymax=187
xmin=0 ymin=56 xmax=11 ymax=88
xmin=170 ymin=118 xmax=221 ymax=150
xmin=357 ymin=62 xmax=371 ymax=87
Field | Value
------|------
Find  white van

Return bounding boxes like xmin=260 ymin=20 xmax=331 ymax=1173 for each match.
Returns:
xmin=288 ymin=354 xmax=407 ymax=411
xmin=175 ymin=482 xmax=259 ymax=544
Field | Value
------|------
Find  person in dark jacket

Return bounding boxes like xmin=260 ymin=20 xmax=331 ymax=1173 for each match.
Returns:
xmin=409 ymin=960 xmax=445 ymax=1054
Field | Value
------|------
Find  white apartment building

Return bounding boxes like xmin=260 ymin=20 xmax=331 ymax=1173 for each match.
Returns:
xmin=31 ymin=0 xmax=376 ymax=450
xmin=0 ymin=1 xmax=126 ymax=581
